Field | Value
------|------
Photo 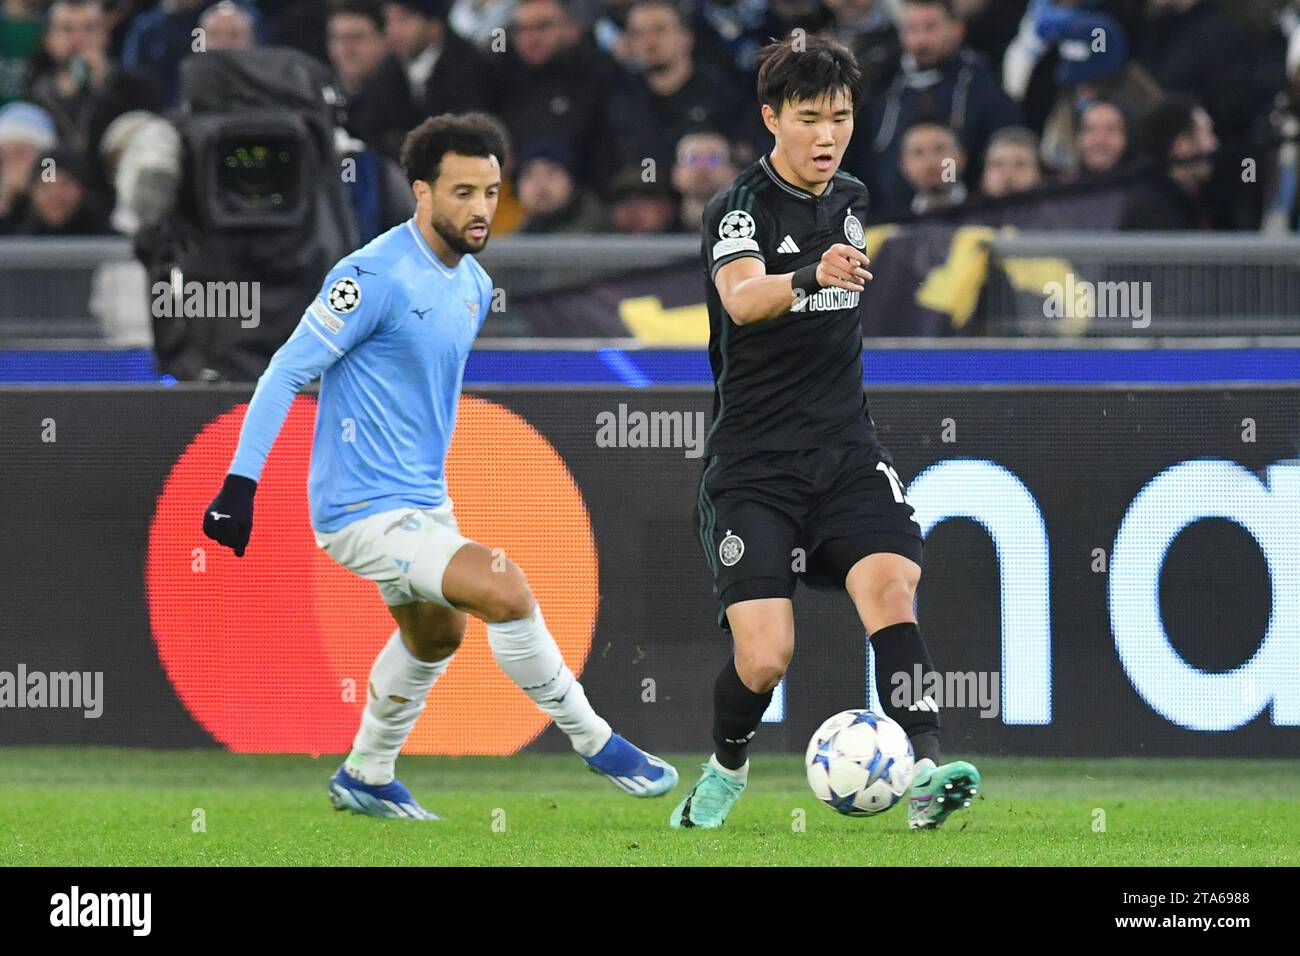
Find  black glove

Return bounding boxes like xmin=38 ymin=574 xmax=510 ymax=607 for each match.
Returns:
xmin=202 ymin=474 xmax=257 ymax=557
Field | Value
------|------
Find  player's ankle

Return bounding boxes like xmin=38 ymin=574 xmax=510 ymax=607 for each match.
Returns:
xmin=709 ymin=752 xmax=749 ymax=783
xmin=345 ymin=751 xmax=395 ymax=786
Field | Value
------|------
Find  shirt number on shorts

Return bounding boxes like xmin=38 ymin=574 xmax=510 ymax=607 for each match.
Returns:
xmin=876 ymin=461 xmax=911 ymax=505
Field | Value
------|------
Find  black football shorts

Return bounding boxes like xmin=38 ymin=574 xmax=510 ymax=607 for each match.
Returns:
xmin=695 ymin=443 xmax=924 ymax=631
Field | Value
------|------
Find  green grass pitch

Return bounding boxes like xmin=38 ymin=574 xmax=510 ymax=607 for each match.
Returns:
xmin=3 ymin=749 xmax=1299 ymax=866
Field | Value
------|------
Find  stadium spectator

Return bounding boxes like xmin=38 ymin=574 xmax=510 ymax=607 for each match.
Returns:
xmin=29 ymin=0 xmax=157 ymax=163
xmin=327 ymin=0 xmax=412 ymax=160
xmin=0 ymin=0 xmax=45 ymax=108
xmin=857 ymin=0 xmax=1020 ymax=216
xmin=770 ymin=0 xmax=831 ymax=41
xmin=119 ymin=0 xmax=206 ymax=107
xmin=1120 ymin=95 xmax=1216 ymax=231
xmin=897 ymin=120 xmax=967 ymax=215
xmin=1260 ymin=51 xmax=1300 ymax=234
xmin=1143 ymin=0 xmax=1269 ymax=230
xmin=199 ymin=1 xmax=256 ymax=50
xmin=97 ymin=108 xmax=181 ymax=235
xmin=955 ymin=0 xmax=1030 ymax=70
xmin=0 ymin=100 xmax=55 ymax=231
xmin=384 ymin=0 xmax=499 ymax=118
xmin=979 ymin=125 xmax=1042 ymax=198
xmin=516 ymin=139 xmax=609 ymax=232
xmin=13 ymin=146 xmax=110 ymax=233
xmin=1075 ymin=95 xmax=1130 ymax=178
xmin=1035 ymin=9 xmax=1160 ymax=175
xmin=607 ymin=0 xmax=750 ymax=181
xmin=589 ymin=0 xmax=635 ymax=63
xmin=338 ymin=129 xmax=418 ymax=243
xmin=263 ymin=0 xmax=330 ymax=64
xmin=493 ymin=0 xmax=618 ymax=186
xmin=448 ymin=0 xmax=518 ymax=48
xmin=607 ymin=162 xmax=677 ymax=232
xmin=120 ymin=0 xmax=201 ymax=104
xmin=1139 ymin=0 xmax=1257 ymax=144
xmin=671 ymin=130 xmax=735 ymax=231
xmin=825 ymin=0 xmax=901 ymax=106
xmin=689 ymin=0 xmax=784 ymax=83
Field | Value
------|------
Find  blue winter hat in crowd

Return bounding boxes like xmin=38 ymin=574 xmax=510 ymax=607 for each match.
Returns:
xmin=1051 ymin=12 xmax=1130 ymax=88
xmin=0 ymin=102 xmax=57 ymax=149
xmin=517 ymin=139 xmax=578 ymax=177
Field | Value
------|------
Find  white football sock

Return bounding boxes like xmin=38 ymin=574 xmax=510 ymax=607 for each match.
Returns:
xmin=912 ymin=757 xmax=937 ymax=784
xmin=709 ymin=753 xmax=749 ymax=784
xmin=486 ymin=604 xmax=612 ymax=757
xmin=346 ymin=628 xmax=452 ymax=786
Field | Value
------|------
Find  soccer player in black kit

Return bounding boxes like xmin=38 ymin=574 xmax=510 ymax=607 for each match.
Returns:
xmin=670 ymin=34 xmax=979 ymax=830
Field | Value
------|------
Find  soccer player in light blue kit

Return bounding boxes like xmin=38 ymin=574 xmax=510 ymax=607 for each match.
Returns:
xmin=201 ymin=114 xmax=677 ymax=818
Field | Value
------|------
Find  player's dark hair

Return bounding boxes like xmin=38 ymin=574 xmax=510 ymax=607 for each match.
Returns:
xmin=327 ymin=0 xmax=384 ymax=31
xmin=400 ymin=112 xmax=511 ymax=184
xmin=756 ymin=33 xmax=862 ymax=115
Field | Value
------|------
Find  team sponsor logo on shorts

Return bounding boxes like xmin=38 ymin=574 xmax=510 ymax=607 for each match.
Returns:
xmin=843 ymin=209 xmax=865 ymax=249
xmin=719 ymin=530 xmax=745 ymax=567
xmin=718 ymin=209 xmax=756 ymax=240
xmin=310 ymin=297 xmax=345 ymax=333
xmin=326 ymin=276 xmax=362 ymax=315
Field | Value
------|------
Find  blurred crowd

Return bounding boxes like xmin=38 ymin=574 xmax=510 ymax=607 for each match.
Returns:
xmin=2 ymin=0 xmax=1300 ymax=238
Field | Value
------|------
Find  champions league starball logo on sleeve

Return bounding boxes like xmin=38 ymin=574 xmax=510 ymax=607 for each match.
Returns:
xmin=327 ymin=277 xmax=362 ymax=314
xmin=718 ymin=209 xmax=756 ymax=240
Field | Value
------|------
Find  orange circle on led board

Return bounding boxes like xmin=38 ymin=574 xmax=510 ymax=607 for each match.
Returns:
xmin=149 ymin=395 xmax=600 ymax=756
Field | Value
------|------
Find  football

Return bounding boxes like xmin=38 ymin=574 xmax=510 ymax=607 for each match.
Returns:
xmin=805 ymin=710 xmax=915 ymax=816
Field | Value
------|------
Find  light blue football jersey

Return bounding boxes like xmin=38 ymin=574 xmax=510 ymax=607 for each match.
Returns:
xmin=228 ymin=218 xmax=493 ymax=532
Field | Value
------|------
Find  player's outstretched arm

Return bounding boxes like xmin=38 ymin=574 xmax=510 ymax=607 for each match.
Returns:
xmin=200 ymin=327 xmax=337 ymax=556
xmin=715 ymin=243 xmax=872 ymax=326
xmin=202 ymin=271 xmax=390 ymax=557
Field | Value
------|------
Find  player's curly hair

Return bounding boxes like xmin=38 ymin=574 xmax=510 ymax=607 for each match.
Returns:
xmin=756 ymin=33 xmax=863 ymax=115
xmin=400 ymin=113 xmax=511 ymax=185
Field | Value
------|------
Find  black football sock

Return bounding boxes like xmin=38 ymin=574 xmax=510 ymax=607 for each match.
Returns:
xmin=712 ymin=657 xmax=773 ymax=771
xmin=871 ymin=621 xmax=941 ymax=765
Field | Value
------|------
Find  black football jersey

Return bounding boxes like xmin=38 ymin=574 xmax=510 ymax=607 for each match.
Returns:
xmin=701 ymin=155 xmax=878 ymax=456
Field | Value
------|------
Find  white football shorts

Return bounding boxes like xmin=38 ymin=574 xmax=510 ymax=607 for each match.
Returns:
xmin=313 ymin=502 xmax=472 ymax=608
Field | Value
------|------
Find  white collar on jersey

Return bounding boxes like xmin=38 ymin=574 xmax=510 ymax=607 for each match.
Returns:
xmin=760 ymin=154 xmax=836 ymax=201
xmin=406 ymin=218 xmax=460 ymax=278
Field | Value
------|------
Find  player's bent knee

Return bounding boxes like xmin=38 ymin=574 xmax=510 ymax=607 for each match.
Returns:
xmin=738 ymin=652 xmax=791 ymax=692
xmin=390 ymin=603 xmax=467 ymax=660
xmin=479 ymin=579 xmax=535 ymax=624
xmin=873 ymin=575 xmax=917 ymax=608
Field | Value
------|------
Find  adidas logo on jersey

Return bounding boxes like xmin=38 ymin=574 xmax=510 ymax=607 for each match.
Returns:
xmin=777 ymin=235 xmax=800 ymax=254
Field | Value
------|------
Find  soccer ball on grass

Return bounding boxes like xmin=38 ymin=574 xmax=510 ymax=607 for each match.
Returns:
xmin=805 ymin=709 xmax=914 ymax=816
